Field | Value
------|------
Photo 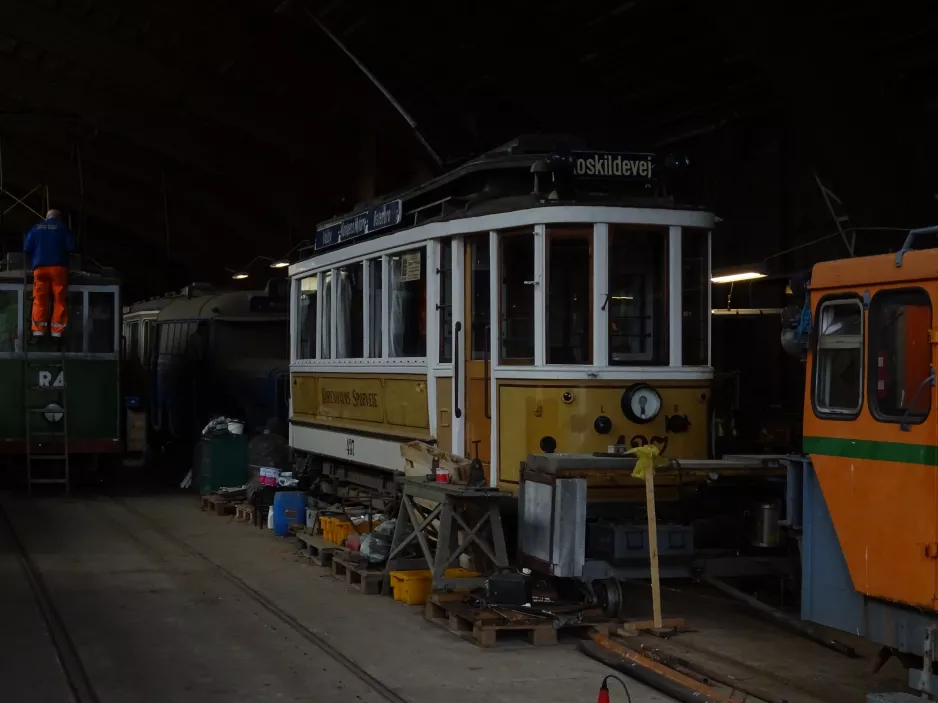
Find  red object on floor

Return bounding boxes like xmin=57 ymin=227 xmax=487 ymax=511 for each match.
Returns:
xmin=597 ymin=683 xmax=610 ymax=703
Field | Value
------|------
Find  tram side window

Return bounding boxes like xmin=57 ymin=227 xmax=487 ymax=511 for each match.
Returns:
xmin=67 ymin=291 xmax=84 ymax=353
xmin=608 ymin=227 xmax=667 ymax=364
xmin=127 ymin=321 xmax=139 ymax=363
xmin=682 ymin=230 xmax=710 ymax=366
xmin=814 ymin=299 xmax=863 ymax=415
xmin=0 ymin=290 xmax=18 ymax=352
xmin=389 ymin=248 xmax=427 ymax=357
xmin=500 ymin=233 xmax=534 ymax=363
xmin=336 ymin=263 xmax=364 ymax=358
xmin=547 ymin=229 xmax=591 ymax=364
xmin=298 ymin=275 xmax=317 ymax=360
xmin=869 ymin=290 xmax=932 ymax=422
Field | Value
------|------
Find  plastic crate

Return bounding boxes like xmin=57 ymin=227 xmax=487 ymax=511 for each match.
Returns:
xmin=388 ymin=568 xmax=480 ymax=605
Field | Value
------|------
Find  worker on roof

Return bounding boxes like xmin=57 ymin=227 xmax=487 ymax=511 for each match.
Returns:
xmin=25 ymin=209 xmax=75 ymax=338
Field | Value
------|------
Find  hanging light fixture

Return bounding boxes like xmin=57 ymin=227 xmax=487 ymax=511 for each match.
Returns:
xmin=710 ymin=264 xmax=767 ymax=284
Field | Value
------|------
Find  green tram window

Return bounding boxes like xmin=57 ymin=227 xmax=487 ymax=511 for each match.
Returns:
xmin=868 ymin=289 xmax=932 ymax=423
xmin=813 ymin=298 xmax=863 ymax=416
xmin=0 ymin=289 xmax=19 ymax=352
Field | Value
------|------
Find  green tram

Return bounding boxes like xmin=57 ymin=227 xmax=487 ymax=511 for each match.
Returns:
xmin=0 ymin=253 xmax=121 ymax=482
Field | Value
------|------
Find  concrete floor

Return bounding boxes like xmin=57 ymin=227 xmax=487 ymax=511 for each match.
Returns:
xmin=0 ymin=491 xmax=672 ymax=703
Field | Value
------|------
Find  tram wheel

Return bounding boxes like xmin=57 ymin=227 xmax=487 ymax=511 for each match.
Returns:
xmin=594 ymin=577 xmax=624 ymax=618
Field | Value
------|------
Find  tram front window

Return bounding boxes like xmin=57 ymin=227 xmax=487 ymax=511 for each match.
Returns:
xmin=869 ymin=289 xmax=932 ymax=421
xmin=547 ymin=229 xmax=591 ymax=364
xmin=814 ymin=299 xmax=863 ymax=415
xmin=500 ymin=233 xmax=534 ymax=363
xmin=608 ymin=228 xmax=667 ymax=364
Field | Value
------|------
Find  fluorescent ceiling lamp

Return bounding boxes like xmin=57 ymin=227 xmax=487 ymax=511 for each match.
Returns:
xmin=711 ymin=264 xmax=767 ymax=284
xmin=711 ymin=271 xmax=766 ymax=284
xmin=270 ymin=259 xmax=290 ymax=269
xmin=231 ymin=272 xmax=249 ymax=280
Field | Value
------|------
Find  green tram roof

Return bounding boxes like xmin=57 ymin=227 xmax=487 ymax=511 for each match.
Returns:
xmin=125 ymin=279 xmax=288 ymax=322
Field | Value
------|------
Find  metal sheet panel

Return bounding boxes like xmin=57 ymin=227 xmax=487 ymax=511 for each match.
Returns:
xmin=520 ymin=480 xmax=553 ymax=564
xmin=801 ymin=461 xmax=866 ymax=635
xmin=551 ymin=478 xmax=586 ymax=578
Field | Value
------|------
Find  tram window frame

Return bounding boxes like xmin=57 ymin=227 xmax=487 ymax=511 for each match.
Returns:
xmin=297 ymin=274 xmax=318 ymax=360
xmin=388 ymin=247 xmax=427 ymax=358
xmin=546 ymin=227 xmax=592 ymax=365
xmin=335 ymin=262 xmax=364 ymax=359
xmin=607 ymin=226 xmax=669 ymax=365
xmin=812 ymin=295 xmax=864 ymax=419
xmin=867 ymin=287 xmax=932 ymax=425
xmin=499 ymin=231 xmax=535 ymax=365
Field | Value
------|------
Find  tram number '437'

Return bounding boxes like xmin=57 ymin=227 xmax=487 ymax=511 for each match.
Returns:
xmin=346 ymin=438 xmax=355 ymax=457
xmin=38 ymin=370 xmax=65 ymax=388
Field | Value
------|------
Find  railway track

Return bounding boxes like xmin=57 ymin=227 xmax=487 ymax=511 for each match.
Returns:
xmin=2 ymin=494 xmax=408 ymax=703
xmin=0 ymin=502 xmax=101 ymax=703
xmin=106 ymin=495 xmax=409 ymax=703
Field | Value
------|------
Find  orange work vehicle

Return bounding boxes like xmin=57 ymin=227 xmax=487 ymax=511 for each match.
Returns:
xmin=799 ymin=226 xmax=938 ymax=694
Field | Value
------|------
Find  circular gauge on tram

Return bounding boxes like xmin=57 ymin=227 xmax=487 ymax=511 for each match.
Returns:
xmin=621 ymin=384 xmax=662 ymax=424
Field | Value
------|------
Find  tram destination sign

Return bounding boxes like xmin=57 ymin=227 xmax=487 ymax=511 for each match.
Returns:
xmin=570 ymin=150 xmax=657 ymax=180
xmin=315 ymin=199 xmax=403 ymax=251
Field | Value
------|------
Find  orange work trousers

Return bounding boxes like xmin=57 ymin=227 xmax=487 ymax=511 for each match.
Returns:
xmin=32 ymin=265 xmax=69 ymax=337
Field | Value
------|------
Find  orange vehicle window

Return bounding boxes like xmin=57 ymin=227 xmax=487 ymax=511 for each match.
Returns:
xmin=868 ymin=289 xmax=932 ymax=423
xmin=814 ymin=298 xmax=863 ymax=416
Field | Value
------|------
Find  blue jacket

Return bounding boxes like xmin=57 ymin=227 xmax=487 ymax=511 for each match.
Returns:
xmin=25 ymin=218 xmax=76 ymax=269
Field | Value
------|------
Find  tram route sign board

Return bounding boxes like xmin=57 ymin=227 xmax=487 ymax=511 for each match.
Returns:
xmin=315 ymin=199 xmax=403 ymax=251
xmin=570 ymin=150 xmax=657 ymax=181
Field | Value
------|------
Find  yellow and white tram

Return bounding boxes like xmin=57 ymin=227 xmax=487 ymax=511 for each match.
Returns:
xmin=288 ymin=137 xmax=714 ymax=496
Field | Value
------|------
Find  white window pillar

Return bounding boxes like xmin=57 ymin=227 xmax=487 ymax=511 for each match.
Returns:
xmin=315 ymin=272 xmax=323 ymax=360
xmin=451 ymin=237 xmax=466 ymax=454
xmin=488 ymin=230 xmax=499 ymax=487
xmin=427 ymin=240 xmax=441 ymax=366
xmin=426 ymin=241 xmax=440 ymax=437
xmin=362 ymin=259 xmax=371 ymax=357
xmin=380 ymin=255 xmax=390 ymax=360
xmin=330 ymin=268 xmax=338 ymax=360
xmin=592 ymin=223 xmax=609 ymax=367
xmin=533 ymin=224 xmax=546 ymax=367
xmin=668 ymin=226 xmax=682 ymax=367
xmin=290 ymin=278 xmax=298 ymax=363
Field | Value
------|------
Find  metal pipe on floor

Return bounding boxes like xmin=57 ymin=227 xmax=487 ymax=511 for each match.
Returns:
xmin=699 ymin=574 xmax=857 ymax=658
xmin=580 ymin=632 xmax=728 ymax=703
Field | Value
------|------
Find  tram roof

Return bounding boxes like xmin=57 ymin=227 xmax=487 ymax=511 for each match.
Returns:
xmin=811 ymin=247 xmax=938 ymax=291
xmin=304 ymin=134 xmax=705 ymax=259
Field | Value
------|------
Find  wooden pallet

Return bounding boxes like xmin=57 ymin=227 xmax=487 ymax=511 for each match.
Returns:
xmin=200 ymin=494 xmax=235 ymax=516
xmin=297 ymin=532 xmax=336 ymax=567
xmin=330 ymin=550 xmax=385 ymax=595
xmin=424 ymin=594 xmax=609 ymax=648
xmin=234 ymin=503 xmax=255 ymax=522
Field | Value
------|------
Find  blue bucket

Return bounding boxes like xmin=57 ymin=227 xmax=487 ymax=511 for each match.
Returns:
xmin=272 ymin=491 xmax=306 ymax=537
